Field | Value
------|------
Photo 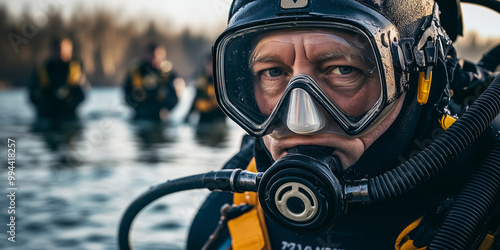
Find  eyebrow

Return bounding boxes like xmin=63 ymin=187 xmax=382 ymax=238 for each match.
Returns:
xmin=318 ymin=51 xmax=350 ymax=61
xmin=249 ymin=54 xmax=283 ymax=68
xmin=249 ymin=44 xmax=375 ymax=68
xmin=317 ymin=48 xmax=376 ymax=67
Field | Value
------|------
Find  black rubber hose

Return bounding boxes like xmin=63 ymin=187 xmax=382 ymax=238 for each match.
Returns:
xmin=428 ymin=139 xmax=500 ymax=250
xmin=118 ymin=174 xmax=206 ymax=250
xmin=368 ymin=74 xmax=500 ymax=202
xmin=118 ymin=169 xmax=260 ymax=250
xmin=479 ymin=43 xmax=500 ymax=72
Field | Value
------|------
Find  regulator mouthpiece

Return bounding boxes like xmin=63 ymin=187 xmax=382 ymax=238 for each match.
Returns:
xmin=257 ymin=146 xmax=346 ymax=233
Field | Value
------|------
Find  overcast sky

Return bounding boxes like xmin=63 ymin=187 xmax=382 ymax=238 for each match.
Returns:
xmin=0 ymin=0 xmax=232 ymax=37
xmin=1 ymin=0 xmax=499 ymax=39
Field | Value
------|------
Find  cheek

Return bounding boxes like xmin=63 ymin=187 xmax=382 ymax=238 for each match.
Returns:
xmin=325 ymin=78 xmax=381 ymax=117
xmin=262 ymin=135 xmax=285 ymax=161
xmin=254 ymin=85 xmax=277 ymax=115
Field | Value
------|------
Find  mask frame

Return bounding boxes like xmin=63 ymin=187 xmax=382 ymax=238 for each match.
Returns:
xmin=214 ymin=19 xmax=406 ymax=137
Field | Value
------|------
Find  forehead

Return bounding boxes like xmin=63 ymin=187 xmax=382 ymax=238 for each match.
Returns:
xmin=250 ymin=29 xmax=372 ymax=64
xmin=253 ymin=29 xmax=366 ymax=48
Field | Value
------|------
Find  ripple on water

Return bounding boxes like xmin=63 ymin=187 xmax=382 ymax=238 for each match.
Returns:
xmin=153 ymin=221 xmax=183 ymax=230
xmin=25 ymin=221 xmax=46 ymax=232
xmin=86 ymin=233 xmax=112 ymax=243
xmin=21 ymin=190 xmax=36 ymax=199
xmin=46 ymin=197 xmax=69 ymax=208
xmin=151 ymin=203 xmax=169 ymax=212
xmin=89 ymin=193 xmax=110 ymax=203
xmin=0 ymin=88 xmax=246 ymax=249
xmin=53 ymin=215 xmax=86 ymax=228
xmin=54 ymin=238 xmax=82 ymax=248
xmin=138 ymin=242 xmax=182 ymax=250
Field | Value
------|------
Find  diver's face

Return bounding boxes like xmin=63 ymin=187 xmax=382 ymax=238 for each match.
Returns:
xmin=60 ymin=39 xmax=73 ymax=62
xmin=152 ymin=47 xmax=166 ymax=67
xmin=253 ymin=31 xmax=405 ymax=169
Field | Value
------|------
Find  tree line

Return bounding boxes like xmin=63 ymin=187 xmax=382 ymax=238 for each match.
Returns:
xmin=0 ymin=5 xmax=214 ymax=88
xmin=0 ymin=4 xmax=498 ymax=89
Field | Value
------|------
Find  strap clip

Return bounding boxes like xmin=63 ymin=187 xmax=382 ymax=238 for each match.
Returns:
xmin=417 ymin=67 xmax=433 ymax=105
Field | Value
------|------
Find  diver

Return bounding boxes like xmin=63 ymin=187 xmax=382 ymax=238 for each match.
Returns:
xmin=118 ymin=0 xmax=500 ymax=249
xmin=187 ymin=53 xmax=227 ymax=125
xmin=186 ymin=53 xmax=229 ymax=146
xmin=29 ymin=37 xmax=88 ymax=121
xmin=123 ymin=43 xmax=179 ymax=121
xmin=184 ymin=0 xmax=500 ymax=249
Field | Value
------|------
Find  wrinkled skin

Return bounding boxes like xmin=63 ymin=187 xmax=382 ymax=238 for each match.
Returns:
xmin=251 ymin=31 xmax=405 ymax=169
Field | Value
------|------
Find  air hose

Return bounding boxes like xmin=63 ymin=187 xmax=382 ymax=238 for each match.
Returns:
xmin=118 ymin=169 xmax=262 ymax=250
xmin=119 ymin=76 xmax=500 ymax=249
xmin=428 ymin=139 xmax=500 ymax=249
xmin=352 ymin=74 xmax=500 ymax=202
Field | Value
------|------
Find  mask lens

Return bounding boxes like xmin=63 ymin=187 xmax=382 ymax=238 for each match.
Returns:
xmin=217 ymin=23 xmax=385 ymax=136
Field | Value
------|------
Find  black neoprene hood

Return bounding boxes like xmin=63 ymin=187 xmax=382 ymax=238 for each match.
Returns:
xmin=213 ymin=0 xmax=424 ymax=137
xmin=227 ymin=0 xmax=434 ymax=38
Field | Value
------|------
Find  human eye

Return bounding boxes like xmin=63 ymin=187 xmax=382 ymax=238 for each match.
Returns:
xmin=262 ymin=68 xmax=285 ymax=78
xmin=323 ymin=65 xmax=361 ymax=77
xmin=330 ymin=66 xmax=354 ymax=75
xmin=321 ymin=64 xmax=364 ymax=90
xmin=253 ymin=66 xmax=289 ymax=98
xmin=254 ymin=66 xmax=289 ymax=86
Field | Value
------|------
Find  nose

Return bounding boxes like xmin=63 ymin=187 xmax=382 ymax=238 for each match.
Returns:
xmin=284 ymin=44 xmax=327 ymax=135
xmin=291 ymin=45 xmax=315 ymax=77
xmin=286 ymin=88 xmax=326 ymax=134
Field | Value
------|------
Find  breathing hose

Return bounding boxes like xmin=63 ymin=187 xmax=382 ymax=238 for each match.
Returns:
xmin=351 ymin=74 xmax=500 ymax=203
xmin=119 ymin=75 xmax=500 ymax=249
xmin=118 ymin=169 xmax=262 ymax=250
xmin=428 ymin=139 xmax=500 ymax=249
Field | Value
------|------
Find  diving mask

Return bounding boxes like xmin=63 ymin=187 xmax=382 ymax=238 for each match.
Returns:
xmin=214 ymin=22 xmax=405 ymax=137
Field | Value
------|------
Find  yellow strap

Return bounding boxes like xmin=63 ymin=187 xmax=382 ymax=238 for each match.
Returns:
xmin=417 ymin=70 xmax=433 ymax=105
xmin=206 ymin=84 xmax=219 ymax=108
xmin=194 ymin=77 xmax=220 ymax=112
xmin=478 ymin=234 xmax=495 ymax=250
xmin=195 ymin=99 xmax=216 ymax=112
xmin=440 ymin=114 xmax=457 ymax=130
xmin=39 ymin=61 xmax=82 ymax=88
xmin=229 ymin=158 xmax=271 ymax=250
xmin=207 ymin=82 xmax=216 ymax=99
xmin=396 ymin=217 xmax=497 ymax=249
xmin=131 ymin=68 xmax=143 ymax=88
xmin=395 ymin=217 xmax=426 ymax=250
xmin=66 ymin=61 xmax=82 ymax=86
xmin=38 ymin=65 xmax=50 ymax=88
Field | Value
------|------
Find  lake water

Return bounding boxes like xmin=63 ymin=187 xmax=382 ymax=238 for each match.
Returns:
xmin=0 ymin=87 xmax=246 ymax=250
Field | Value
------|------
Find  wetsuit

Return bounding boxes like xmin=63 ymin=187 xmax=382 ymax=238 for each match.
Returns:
xmin=190 ymin=76 xmax=226 ymax=124
xmin=29 ymin=59 xmax=86 ymax=120
xmin=187 ymin=63 xmax=500 ymax=249
xmin=123 ymin=62 xmax=178 ymax=120
xmin=188 ymin=131 xmax=498 ymax=249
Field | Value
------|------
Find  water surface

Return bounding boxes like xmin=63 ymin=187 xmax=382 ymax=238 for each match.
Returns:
xmin=0 ymin=87 xmax=246 ymax=250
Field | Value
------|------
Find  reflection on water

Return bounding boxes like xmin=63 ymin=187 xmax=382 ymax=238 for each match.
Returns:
xmin=0 ymin=87 xmax=246 ymax=250
xmin=132 ymin=121 xmax=176 ymax=164
xmin=194 ymin=121 xmax=229 ymax=148
xmin=30 ymin=119 xmax=85 ymax=168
